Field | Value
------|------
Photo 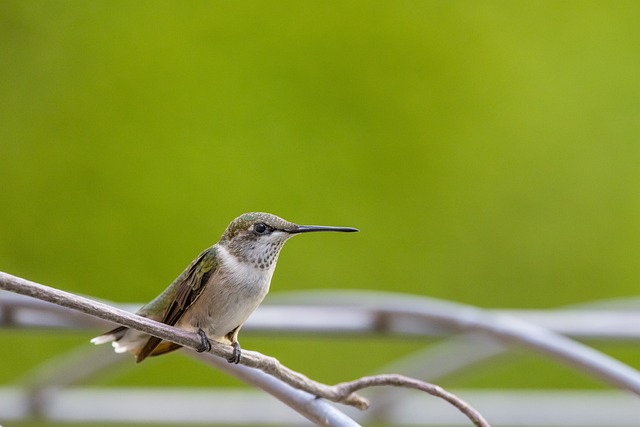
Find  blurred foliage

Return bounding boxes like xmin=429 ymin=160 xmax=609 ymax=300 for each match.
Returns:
xmin=1 ymin=0 xmax=639 ymax=418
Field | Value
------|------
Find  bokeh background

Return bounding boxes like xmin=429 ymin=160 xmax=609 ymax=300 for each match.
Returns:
xmin=1 ymin=0 xmax=639 ymax=423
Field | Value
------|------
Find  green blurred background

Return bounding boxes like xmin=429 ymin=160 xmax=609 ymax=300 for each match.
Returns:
xmin=1 ymin=0 xmax=639 ymax=419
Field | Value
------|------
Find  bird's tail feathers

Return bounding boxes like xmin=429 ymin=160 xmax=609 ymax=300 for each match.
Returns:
xmin=90 ymin=325 xmax=128 ymax=346
xmin=91 ymin=325 xmax=175 ymax=360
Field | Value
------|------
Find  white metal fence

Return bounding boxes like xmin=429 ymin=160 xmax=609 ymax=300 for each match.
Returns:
xmin=2 ymin=287 xmax=640 ymax=426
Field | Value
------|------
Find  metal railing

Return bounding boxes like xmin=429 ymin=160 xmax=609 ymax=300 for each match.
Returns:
xmin=2 ymin=289 xmax=640 ymax=426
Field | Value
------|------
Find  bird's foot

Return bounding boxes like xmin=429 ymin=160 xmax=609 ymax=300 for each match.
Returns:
xmin=227 ymin=341 xmax=241 ymax=364
xmin=196 ymin=329 xmax=212 ymax=353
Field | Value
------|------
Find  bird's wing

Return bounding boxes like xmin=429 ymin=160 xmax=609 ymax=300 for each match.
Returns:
xmin=135 ymin=246 xmax=219 ymax=363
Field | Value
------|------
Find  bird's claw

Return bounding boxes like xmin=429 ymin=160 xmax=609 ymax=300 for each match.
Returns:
xmin=196 ymin=329 xmax=212 ymax=353
xmin=227 ymin=341 xmax=241 ymax=364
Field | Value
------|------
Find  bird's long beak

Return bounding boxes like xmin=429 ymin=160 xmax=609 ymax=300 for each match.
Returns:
xmin=284 ymin=225 xmax=359 ymax=234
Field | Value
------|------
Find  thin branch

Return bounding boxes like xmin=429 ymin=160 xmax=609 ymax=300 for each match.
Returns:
xmin=0 ymin=271 xmax=490 ymax=427
xmin=194 ymin=351 xmax=490 ymax=427
xmin=334 ymin=374 xmax=490 ymax=427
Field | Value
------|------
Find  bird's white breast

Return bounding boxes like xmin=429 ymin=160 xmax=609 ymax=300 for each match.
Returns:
xmin=180 ymin=244 xmax=275 ymax=340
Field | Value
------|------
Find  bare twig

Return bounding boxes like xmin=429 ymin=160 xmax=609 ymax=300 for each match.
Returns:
xmin=194 ymin=351 xmax=490 ymax=427
xmin=334 ymin=374 xmax=489 ymax=427
xmin=0 ymin=271 xmax=490 ymax=427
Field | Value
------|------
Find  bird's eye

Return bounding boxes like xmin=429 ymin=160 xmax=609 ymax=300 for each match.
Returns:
xmin=253 ymin=223 xmax=268 ymax=234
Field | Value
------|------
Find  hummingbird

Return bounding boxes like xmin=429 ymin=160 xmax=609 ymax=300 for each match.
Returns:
xmin=91 ymin=212 xmax=358 ymax=364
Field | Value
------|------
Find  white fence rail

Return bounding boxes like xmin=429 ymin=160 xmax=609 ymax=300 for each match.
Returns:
xmin=2 ymin=289 xmax=640 ymax=426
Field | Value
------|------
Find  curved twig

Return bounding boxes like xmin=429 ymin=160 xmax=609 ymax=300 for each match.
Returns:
xmin=334 ymin=374 xmax=489 ymax=427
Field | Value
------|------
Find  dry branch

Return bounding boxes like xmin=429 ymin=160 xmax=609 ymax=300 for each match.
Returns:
xmin=0 ymin=271 xmax=490 ymax=427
